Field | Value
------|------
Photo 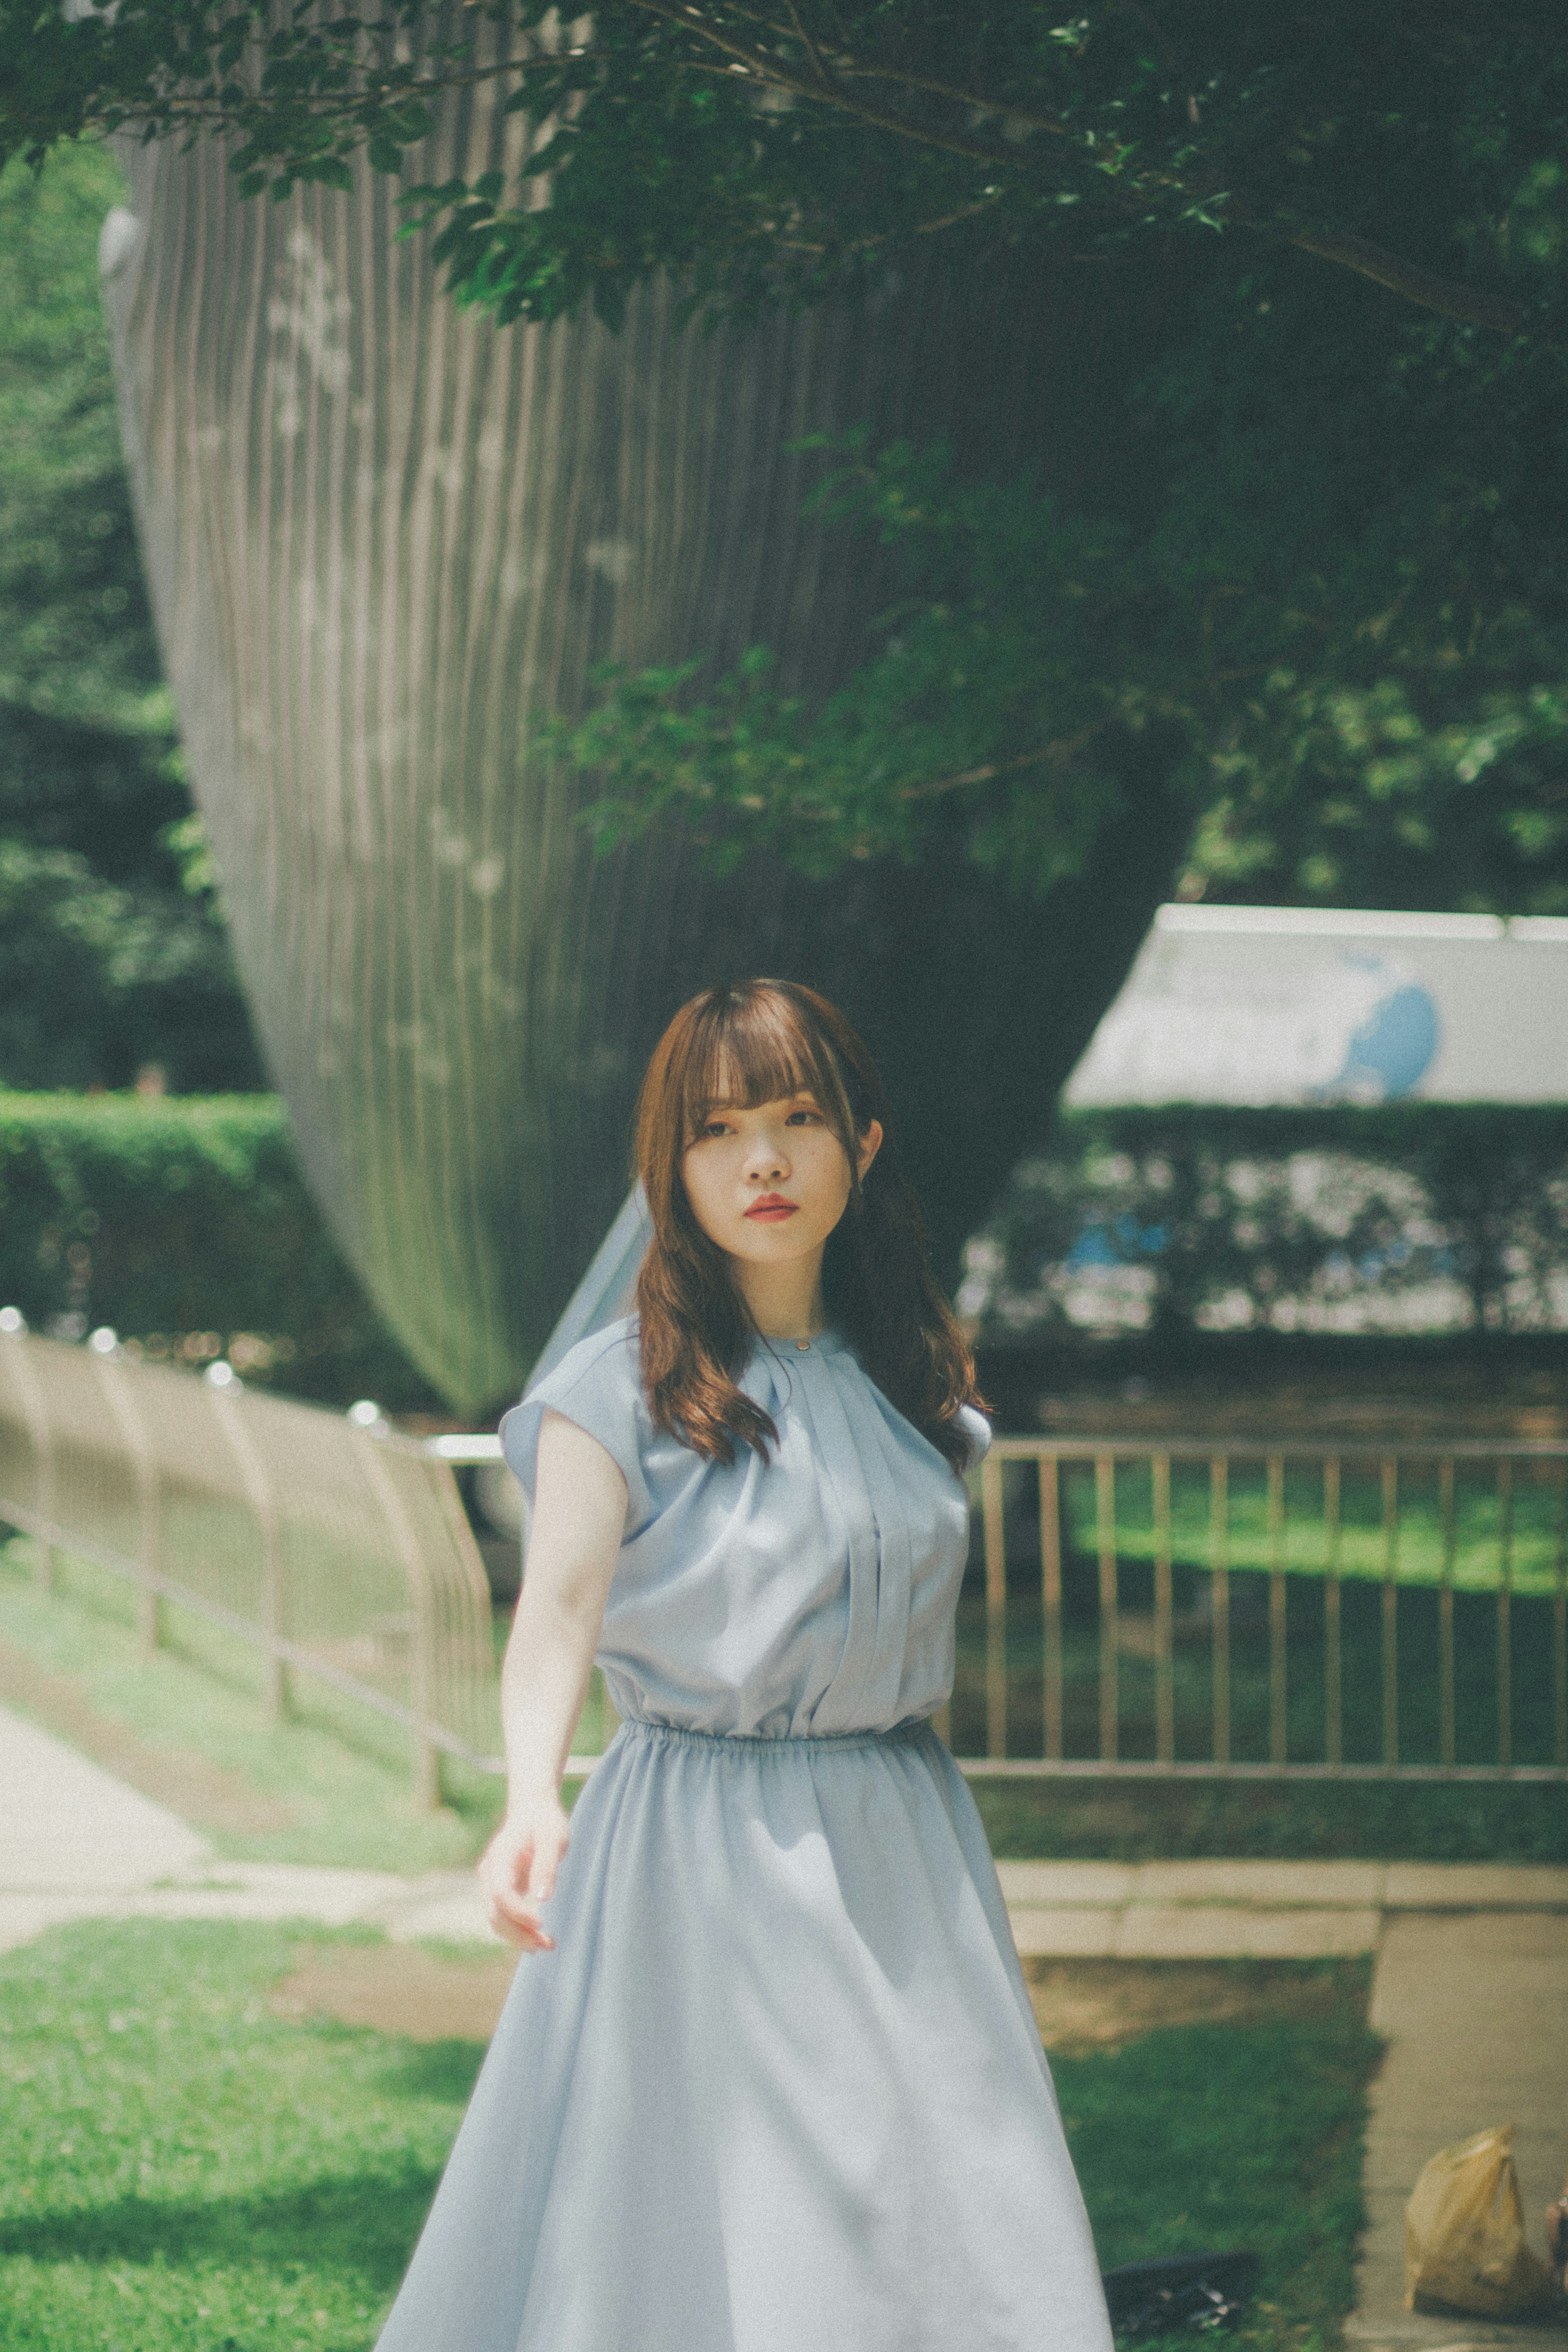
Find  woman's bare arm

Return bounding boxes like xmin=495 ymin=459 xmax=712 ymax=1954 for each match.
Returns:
xmin=477 ymin=1409 xmax=626 ymax=1950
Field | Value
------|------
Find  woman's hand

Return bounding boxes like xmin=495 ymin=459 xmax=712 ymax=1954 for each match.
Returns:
xmin=478 ymin=1796 xmax=572 ymax=1951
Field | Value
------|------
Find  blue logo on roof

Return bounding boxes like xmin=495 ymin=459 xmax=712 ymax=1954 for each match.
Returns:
xmin=1332 ymin=980 xmax=1440 ymax=1102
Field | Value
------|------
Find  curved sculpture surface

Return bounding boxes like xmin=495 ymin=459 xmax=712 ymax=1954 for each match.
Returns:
xmin=101 ymin=58 xmax=1178 ymax=1414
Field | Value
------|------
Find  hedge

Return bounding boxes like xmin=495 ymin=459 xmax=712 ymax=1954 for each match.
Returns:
xmin=6 ymin=1095 xmax=1564 ymax=1408
xmin=0 ymin=1092 xmax=440 ymax=1411
xmin=964 ymin=1104 xmax=1568 ymax=1347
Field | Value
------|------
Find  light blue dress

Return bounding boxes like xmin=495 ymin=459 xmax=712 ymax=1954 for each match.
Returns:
xmin=375 ymin=1319 xmax=1113 ymax=2352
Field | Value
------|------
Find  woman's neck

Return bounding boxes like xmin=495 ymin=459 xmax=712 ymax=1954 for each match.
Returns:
xmin=731 ymin=1251 xmax=827 ymax=1342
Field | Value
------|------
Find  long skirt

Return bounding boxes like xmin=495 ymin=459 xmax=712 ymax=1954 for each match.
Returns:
xmin=374 ymin=1719 xmax=1113 ymax=2352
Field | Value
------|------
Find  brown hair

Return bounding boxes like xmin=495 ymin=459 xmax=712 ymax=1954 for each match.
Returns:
xmin=633 ymin=979 xmax=984 ymax=1473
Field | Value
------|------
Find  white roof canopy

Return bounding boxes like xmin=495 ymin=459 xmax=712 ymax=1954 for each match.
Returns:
xmin=1063 ymin=905 xmax=1568 ymax=1108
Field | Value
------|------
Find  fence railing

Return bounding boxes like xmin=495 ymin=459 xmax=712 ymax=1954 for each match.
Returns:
xmin=7 ymin=1331 xmax=1566 ymax=1792
xmin=946 ymin=1436 xmax=1568 ymax=1781
xmin=0 ymin=1329 xmax=501 ymax=1803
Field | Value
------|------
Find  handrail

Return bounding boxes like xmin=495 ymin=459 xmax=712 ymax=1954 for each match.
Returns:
xmin=957 ymin=1432 xmax=1568 ymax=1781
xmin=8 ymin=1347 xmax=1566 ymax=1792
xmin=0 ymin=1330 xmax=503 ymax=1801
xmin=988 ymin=1435 xmax=1568 ymax=1462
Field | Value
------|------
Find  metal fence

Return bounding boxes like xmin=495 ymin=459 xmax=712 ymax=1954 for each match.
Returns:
xmin=0 ymin=1328 xmax=500 ymax=1803
xmin=6 ymin=1326 xmax=1566 ymax=1793
xmin=944 ymin=1437 xmax=1568 ymax=1780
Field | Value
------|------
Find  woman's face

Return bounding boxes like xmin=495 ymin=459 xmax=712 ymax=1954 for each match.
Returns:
xmin=680 ymin=1089 xmax=882 ymax=1273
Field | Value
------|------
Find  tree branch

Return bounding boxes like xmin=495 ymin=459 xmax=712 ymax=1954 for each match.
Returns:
xmin=893 ymin=738 xmax=1096 ymax=800
xmin=53 ymin=48 xmax=567 ymax=138
xmin=619 ymin=0 xmax=1022 ymax=167
xmin=1285 ymin=220 xmax=1527 ymax=336
xmin=628 ymin=4 xmax=1530 ymax=337
xmin=52 ymin=1 xmax=1534 ymax=343
xmin=780 ymin=0 xmax=835 ymax=95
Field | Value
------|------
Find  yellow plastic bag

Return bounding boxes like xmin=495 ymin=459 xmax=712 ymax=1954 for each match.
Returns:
xmin=1405 ymin=2124 xmax=1557 ymax=2317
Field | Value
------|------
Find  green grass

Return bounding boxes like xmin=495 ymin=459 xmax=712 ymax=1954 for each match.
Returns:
xmin=0 ymin=1534 xmax=631 ymax=1868
xmin=0 ymin=1921 xmax=471 ymax=2352
xmin=951 ymin=1574 xmax=1568 ymax=1773
xmin=955 ymin=1560 xmax=1568 ymax=1859
xmin=0 ymin=1537 xmax=507 ymax=1871
xmin=1059 ymin=1964 xmax=1376 ymax=2352
xmin=969 ymin=1770 xmax=1568 ymax=1862
xmin=0 ymin=1921 xmax=1376 ymax=2352
xmin=1047 ymin=1454 xmax=1568 ymax=1595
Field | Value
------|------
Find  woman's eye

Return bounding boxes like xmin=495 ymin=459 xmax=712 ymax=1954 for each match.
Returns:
xmin=786 ymin=1109 xmax=822 ymax=1126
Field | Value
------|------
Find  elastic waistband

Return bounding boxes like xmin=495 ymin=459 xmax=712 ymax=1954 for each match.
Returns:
xmin=617 ymin=1717 xmax=933 ymax=1756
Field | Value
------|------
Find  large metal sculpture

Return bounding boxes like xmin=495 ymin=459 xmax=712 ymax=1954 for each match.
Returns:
xmin=101 ymin=53 xmax=1181 ymax=1416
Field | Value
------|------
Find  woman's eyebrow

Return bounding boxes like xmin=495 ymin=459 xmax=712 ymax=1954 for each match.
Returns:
xmin=697 ymin=1091 xmax=821 ymax=1111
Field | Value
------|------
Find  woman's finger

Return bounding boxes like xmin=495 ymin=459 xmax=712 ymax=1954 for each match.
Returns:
xmin=487 ymin=1882 xmax=555 ymax=1951
xmin=477 ymin=1810 xmax=568 ymax=1946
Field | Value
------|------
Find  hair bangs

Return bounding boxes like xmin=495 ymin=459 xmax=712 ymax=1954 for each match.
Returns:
xmin=679 ymin=985 xmax=858 ymax=1155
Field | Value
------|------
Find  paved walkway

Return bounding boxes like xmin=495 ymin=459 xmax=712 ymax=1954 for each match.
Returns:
xmin=3 ymin=1701 xmax=1565 ymax=2334
xmin=0 ymin=1705 xmax=501 ymax=1951
xmin=996 ymin=1857 xmax=1568 ymax=1959
xmin=1349 ymin=1909 xmax=1568 ymax=2350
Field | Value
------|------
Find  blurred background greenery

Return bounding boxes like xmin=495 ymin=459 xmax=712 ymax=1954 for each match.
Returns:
xmin=0 ymin=146 xmax=436 ymax=1405
xmin=0 ymin=144 xmax=264 ymax=1098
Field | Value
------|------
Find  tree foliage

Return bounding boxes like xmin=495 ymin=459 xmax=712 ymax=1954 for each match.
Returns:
xmin=0 ymin=1090 xmax=437 ymax=1402
xmin=4 ymin=1 xmax=1566 ymax=915
xmin=5 ymin=0 xmax=1561 ymax=337
xmin=0 ymin=142 xmax=263 ymax=1088
xmin=557 ymin=334 xmax=1568 ymax=912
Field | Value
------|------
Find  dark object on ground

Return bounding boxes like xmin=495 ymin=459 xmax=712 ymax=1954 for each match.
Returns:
xmin=1547 ymin=2178 xmax=1568 ymax=2293
xmin=1102 ymin=2250 xmax=1260 ymax=2337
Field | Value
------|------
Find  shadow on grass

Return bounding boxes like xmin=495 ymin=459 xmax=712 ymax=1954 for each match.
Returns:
xmin=372 ymin=2038 xmax=489 ymax=2104
xmin=0 ymin=2166 xmax=441 ymax=2290
xmin=1060 ymin=1995 xmax=1380 ymax=2346
xmin=971 ymin=1772 xmax=1568 ymax=1862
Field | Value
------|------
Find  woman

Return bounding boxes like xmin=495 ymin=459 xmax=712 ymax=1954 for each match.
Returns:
xmin=375 ymin=979 xmax=1112 ymax=2352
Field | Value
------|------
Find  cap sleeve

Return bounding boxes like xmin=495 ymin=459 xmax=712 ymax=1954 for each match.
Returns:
xmin=499 ymin=1319 xmax=649 ymax=1522
xmin=956 ymin=1402 xmax=992 ymax=1472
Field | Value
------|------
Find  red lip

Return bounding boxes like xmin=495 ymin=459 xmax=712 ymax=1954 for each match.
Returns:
xmin=745 ymin=1195 xmax=798 ymax=1220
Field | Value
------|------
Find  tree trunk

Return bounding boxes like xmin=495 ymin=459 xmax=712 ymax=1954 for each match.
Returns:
xmin=859 ymin=728 xmax=1193 ymax=1282
xmin=100 ymin=42 xmax=1179 ymax=1414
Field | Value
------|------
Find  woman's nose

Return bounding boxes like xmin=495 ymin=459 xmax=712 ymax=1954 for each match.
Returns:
xmin=745 ymin=1135 xmax=788 ymax=1179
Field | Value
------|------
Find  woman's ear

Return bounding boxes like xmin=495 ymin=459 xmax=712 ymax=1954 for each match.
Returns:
xmin=856 ymin=1119 xmax=884 ymax=1180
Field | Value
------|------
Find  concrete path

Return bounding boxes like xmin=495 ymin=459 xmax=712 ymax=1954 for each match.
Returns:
xmin=1348 ymin=1909 xmax=1568 ymax=2350
xmin=4 ymin=1700 xmax=1566 ymax=2333
xmin=999 ymin=1857 xmax=1568 ymax=2340
xmin=0 ymin=1704 xmax=501 ymax=1952
xmin=4 ymin=1700 xmax=214 ymax=1892
xmin=999 ymin=1857 xmax=1560 ymax=1960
